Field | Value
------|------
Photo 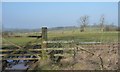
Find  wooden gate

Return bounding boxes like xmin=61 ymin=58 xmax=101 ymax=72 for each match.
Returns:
xmin=1 ymin=27 xmax=48 ymax=61
xmin=1 ymin=27 xmax=78 ymax=71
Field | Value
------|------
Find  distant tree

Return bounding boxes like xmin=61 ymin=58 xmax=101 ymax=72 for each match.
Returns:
xmin=117 ymin=26 xmax=120 ymax=31
xmin=105 ymin=22 xmax=117 ymax=31
xmin=2 ymin=32 xmax=9 ymax=37
xmin=93 ymin=23 xmax=99 ymax=27
xmin=99 ymin=15 xmax=105 ymax=32
xmin=79 ymin=15 xmax=89 ymax=32
xmin=2 ymin=31 xmax=14 ymax=37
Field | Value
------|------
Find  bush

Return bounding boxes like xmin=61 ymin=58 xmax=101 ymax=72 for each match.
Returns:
xmin=104 ymin=25 xmax=117 ymax=31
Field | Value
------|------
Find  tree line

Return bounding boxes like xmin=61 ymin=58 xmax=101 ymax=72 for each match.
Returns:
xmin=78 ymin=15 xmax=119 ymax=32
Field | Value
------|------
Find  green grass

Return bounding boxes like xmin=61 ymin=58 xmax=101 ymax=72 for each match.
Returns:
xmin=2 ymin=29 xmax=119 ymax=46
xmin=2 ymin=37 xmax=37 ymax=46
xmin=48 ymin=30 xmax=118 ymax=42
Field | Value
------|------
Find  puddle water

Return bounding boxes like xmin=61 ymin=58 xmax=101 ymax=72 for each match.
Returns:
xmin=5 ymin=56 xmax=34 ymax=71
xmin=5 ymin=60 xmax=29 ymax=70
xmin=6 ymin=63 xmax=29 ymax=70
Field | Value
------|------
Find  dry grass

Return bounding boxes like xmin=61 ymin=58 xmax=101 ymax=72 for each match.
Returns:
xmin=36 ymin=43 xmax=118 ymax=70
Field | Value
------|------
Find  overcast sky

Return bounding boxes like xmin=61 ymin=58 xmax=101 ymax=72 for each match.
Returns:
xmin=2 ymin=2 xmax=118 ymax=29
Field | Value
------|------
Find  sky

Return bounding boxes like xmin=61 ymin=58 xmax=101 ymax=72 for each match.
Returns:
xmin=2 ymin=2 xmax=118 ymax=29
xmin=1 ymin=0 xmax=119 ymax=2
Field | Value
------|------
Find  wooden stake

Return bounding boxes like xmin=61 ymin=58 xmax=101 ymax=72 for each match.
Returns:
xmin=41 ymin=27 xmax=47 ymax=60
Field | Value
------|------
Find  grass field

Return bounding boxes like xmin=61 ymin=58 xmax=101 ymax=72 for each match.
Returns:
xmin=2 ymin=29 xmax=119 ymax=46
xmin=2 ymin=29 xmax=119 ymax=70
xmin=2 ymin=37 xmax=36 ymax=46
xmin=48 ymin=30 xmax=118 ymax=42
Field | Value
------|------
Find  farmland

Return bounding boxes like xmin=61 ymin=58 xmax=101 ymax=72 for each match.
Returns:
xmin=2 ymin=28 xmax=119 ymax=46
xmin=1 ymin=27 xmax=119 ymax=70
xmin=2 ymin=2 xmax=119 ymax=71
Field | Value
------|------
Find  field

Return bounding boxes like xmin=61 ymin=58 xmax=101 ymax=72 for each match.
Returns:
xmin=2 ymin=29 xmax=119 ymax=46
xmin=2 ymin=28 xmax=119 ymax=70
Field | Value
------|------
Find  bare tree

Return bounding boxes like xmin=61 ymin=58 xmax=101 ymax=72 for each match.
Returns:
xmin=99 ymin=15 xmax=105 ymax=31
xmin=79 ymin=15 xmax=89 ymax=32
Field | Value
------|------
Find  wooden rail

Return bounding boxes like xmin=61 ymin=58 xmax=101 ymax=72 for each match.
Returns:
xmin=0 ymin=53 xmax=73 ymax=57
xmin=0 ymin=54 xmax=40 ymax=56
xmin=1 ymin=58 xmax=40 ymax=60
xmin=0 ymin=47 xmax=75 ymax=60
xmin=0 ymin=53 xmax=74 ymax=60
xmin=0 ymin=48 xmax=74 ymax=52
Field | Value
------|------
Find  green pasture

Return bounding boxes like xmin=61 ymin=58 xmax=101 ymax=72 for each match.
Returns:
xmin=2 ymin=37 xmax=37 ymax=46
xmin=2 ymin=29 xmax=119 ymax=46
xmin=48 ymin=30 xmax=118 ymax=42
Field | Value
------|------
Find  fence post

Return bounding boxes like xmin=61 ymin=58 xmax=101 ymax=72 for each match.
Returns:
xmin=42 ymin=27 xmax=47 ymax=44
xmin=41 ymin=27 xmax=47 ymax=60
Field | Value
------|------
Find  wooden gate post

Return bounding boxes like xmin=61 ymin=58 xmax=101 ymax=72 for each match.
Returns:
xmin=42 ymin=27 xmax=47 ymax=44
xmin=41 ymin=27 xmax=47 ymax=60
